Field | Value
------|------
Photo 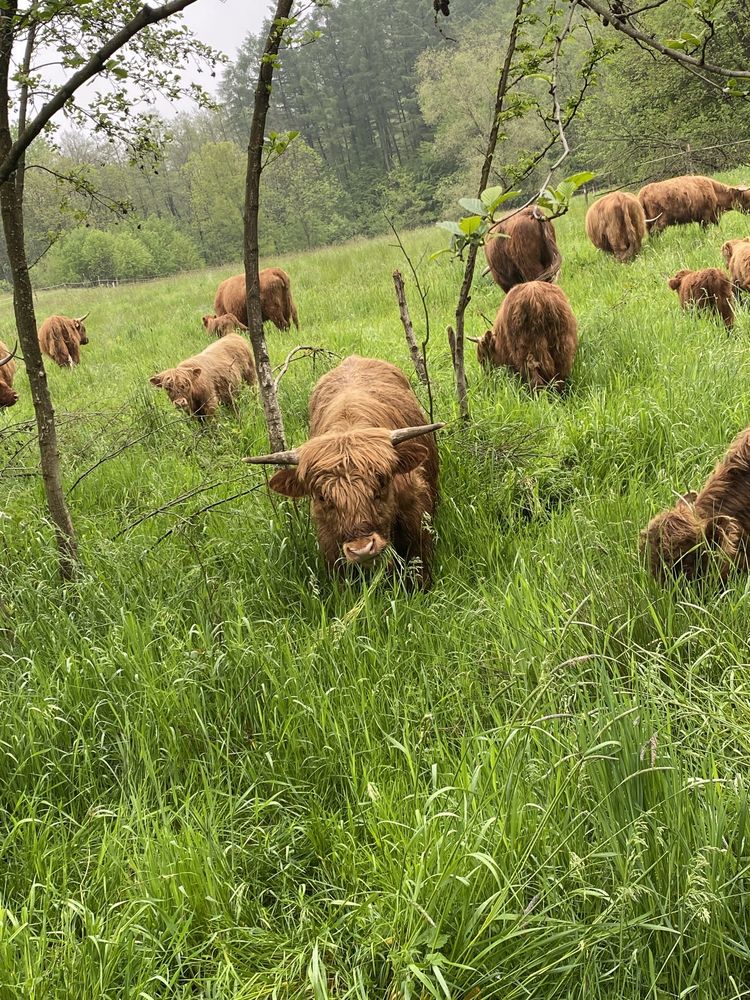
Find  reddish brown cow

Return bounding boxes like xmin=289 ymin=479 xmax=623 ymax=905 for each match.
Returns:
xmin=641 ymin=426 xmax=750 ymax=582
xmin=208 ymin=267 xmax=299 ymax=331
xmin=243 ymin=355 xmax=442 ymax=588
xmin=472 ymin=281 xmax=578 ymax=392
xmin=585 ymin=192 xmax=647 ymax=262
xmin=202 ymin=313 xmax=247 ymax=337
xmin=483 ymin=206 xmax=562 ymax=293
xmin=668 ymin=268 xmax=734 ymax=329
xmin=150 ymin=333 xmax=256 ymax=418
xmin=722 ymin=238 xmax=750 ymax=292
xmin=638 ymin=175 xmax=750 ymax=235
xmin=0 ymin=341 xmax=18 ymax=409
xmin=38 ymin=313 xmax=89 ymax=367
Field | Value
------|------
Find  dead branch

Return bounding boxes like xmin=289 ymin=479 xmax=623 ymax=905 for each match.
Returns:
xmin=273 ymin=345 xmax=340 ymax=391
xmin=68 ymin=417 xmax=184 ymax=494
xmin=111 ymin=477 xmax=247 ymax=540
xmin=392 ymin=270 xmax=429 ymax=388
xmin=147 ymin=485 xmax=265 ymax=550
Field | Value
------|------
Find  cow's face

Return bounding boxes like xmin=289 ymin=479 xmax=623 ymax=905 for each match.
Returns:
xmin=668 ymin=270 xmax=689 ymax=292
xmin=475 ymin=330 xmax=494 ymax=367
xmin=74 ymin=319 xmax=88 ymax=345
xmin=732 ymin=187 xmax=750 ymax=213
xmin=203 ymin=314 xmax=246 ymax=337
xmin=268 ymin=429 xmax=429 ymax=568
xmin=0 ymin=381 xmax=18 ymax=408
xmin=150 ymin=366 xmax=200 ymax=412
xmin=640 ymin=499 xmax=740 ymax=581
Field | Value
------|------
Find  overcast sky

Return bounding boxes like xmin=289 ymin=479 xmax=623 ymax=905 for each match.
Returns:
xmin=183 ymin=0 xmax=267 ymax=59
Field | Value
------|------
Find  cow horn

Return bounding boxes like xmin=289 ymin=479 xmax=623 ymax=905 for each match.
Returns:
xmin=75 ymin=312 xmax=90 ymax=323
xmin=390 ymin=423 xmax=444 ymax=445
xmin=644 ymin=212 xmax=662 ymax=224
xmin=0 ymin=341 xmax=17 ymax=367
xmin=243 ymin=449 xmax=300 ymax=466
xmin=467 ymin=336 xmax=481 ymax=343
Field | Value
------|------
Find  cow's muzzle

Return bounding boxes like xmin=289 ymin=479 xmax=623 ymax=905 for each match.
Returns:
xmin=1 ymin=390 xmax=18 ymax=408
xmin=343 ymin=533 xmax=388 ymax=565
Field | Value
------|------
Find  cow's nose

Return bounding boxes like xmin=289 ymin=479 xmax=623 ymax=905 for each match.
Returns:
xmin=343 ymin=534 xmax=387 ymax=564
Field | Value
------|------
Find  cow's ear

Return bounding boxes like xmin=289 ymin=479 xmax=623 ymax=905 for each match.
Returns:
xmin=268 ymin=469 xmax=307 ymax=497
xmin=189 ymin=366 xmax=202 ymax=379
xmin=668 ymin=271 xmax=686 ymax=290
xmin=678 ymin=490 xmax=698 ymax=508
xmin=201 ymin=315 xmax=210 ymax=328
xmin=394 ymin=439 xmax=429 ymax=476
xmin=149 ymin=373 xmax=163 ymax=387
xmin=706 ymin=514 xmax=741 ymax=557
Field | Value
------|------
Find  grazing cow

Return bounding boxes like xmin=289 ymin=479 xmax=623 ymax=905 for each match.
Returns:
xmin=641 ymin=426 xmax=750 ymax=582
xmin=585 ymin=192 xmax=647 ymax=262
xmin=243 ymin=355 xmax=442 ymax=588
xmin=483 ymin=206 xmax=562 ymax=293
xmin=38 ymin=313 xmax=89 ymax=367
xmin=638 ymin=175 xmax=750 ymax=235
xmin=722 ymin=238 xmax=750 ymax=292
xmin=0 ymin=341 xmax=18 ymax=409
xmin=472 ymin=281 xmax=578 ymax=392
xmin=202 ymin=313 xmax=247 ymax=337
xmin=209 ymin=267 xmax=299 ymax=331
xmin=149 ymin=333 xmax=256 ymax=418
xmin=668 ymin=268 xmax=734 ymax=329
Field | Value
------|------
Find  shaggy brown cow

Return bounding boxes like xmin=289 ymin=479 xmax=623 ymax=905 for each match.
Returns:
xmin=0 ymin=341 xmax=18 ymax=409
xmin=472 ymin=281 xmax=578 ymax=391
xmin=243 ymin=355 xmax=442 ymax=588
xmin=668 ymin=268 xmax=734 ymax=329
xmin=641 ymin=426 xmax=750 ymax=582
xmin=150 ymin=333 xmax=256 ymax=418
xmin=638 ymin=175 xmax=750 ymax=235
xmin=202 ymin=313 xmax=248 ymax=337
xmin=585 ymin=192 xmax=647 ymax=262
xmin=210 ymin=267 xmax=299 ymax=331
xmin=483 ymin=206 xmax=562 ymax=293
xmin=38 ymin=313 xmax=89 ymax=367
xmin=722 ymin=238 xmax=750 ymax=292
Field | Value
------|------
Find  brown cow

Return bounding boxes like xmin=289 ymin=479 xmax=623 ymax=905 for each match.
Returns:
xmin=38 ymin=313 xmax=89 ymax=367
xmin=472 ymin=281 xmax=578 ymax=392
xmin=483 ymin=206 xmax=562 ymax=293
xmin=202 ymin=313 xmax=248 ymax=337
xmin=641 ymin=426 xmax=750 ymax=582
xmin=209 ymin=267 xmax=299 ymax=331
xmin=149 ymin=333 xmax=256 ymax=418
xmin=585 ymin=192 xmax=647 ymax=262
xmin=668 ymin=268 xmax=734 ymax=329
xmin=243 ymin=355 xmax=442 ymax=588
xmin=722 ymin=238 xmax=750 ymax=292
xmin=638 ymin=175 xmax=750 ymax=235
xmin=0 ymin=341 xmax=18 ymax=409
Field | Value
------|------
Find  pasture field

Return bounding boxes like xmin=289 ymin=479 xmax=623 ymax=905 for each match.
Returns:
xmin=4 ymin=175 xmax=750 ymax=997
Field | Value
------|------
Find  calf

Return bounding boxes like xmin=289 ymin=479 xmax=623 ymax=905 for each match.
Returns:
xmin=150 ymin=333 xmax=256 ymax=418
xmin=483 ymin=206 xmax=561 ymax=293
xmin=209 ymin=267 xmax=299 ymax=330
xmin=472 ymin=281 xmax=578 ymax=392
xmin=38 ymin=313 xmax=89 ymax=367
xmin=641 ymin=426 xmax=750 ymax=582
xmin=585 ymin=192 xmax=647 ymax=262
xmin=722 ymin=238 xmax=750 ymax=292
xmin=668 ymin=268 xmax=734 ymax=329
xmin=0 ymin=341 xmax=18 ymax=408
xmin=639 ymin=175 xmax=750 ymax=235
xmin=202 ymin=313 xmax=247 ymax=337
xmin=243 ymin=355 xmax=442 ymax=588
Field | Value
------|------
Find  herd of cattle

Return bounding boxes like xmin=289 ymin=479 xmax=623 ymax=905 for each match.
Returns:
xmin=2 ymin=172 xmax=750 ymax=588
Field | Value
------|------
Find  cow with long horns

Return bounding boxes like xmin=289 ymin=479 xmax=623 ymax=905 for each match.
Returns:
xmin=0 ymin=341 xmax=18 ymax=408
xmin=244 ymin=355 xmax=442 ymax=588
xmin=38 ymin=313 xmax=89 ymax=367
xmin=638 ymin=175 xmax=750 ymax=235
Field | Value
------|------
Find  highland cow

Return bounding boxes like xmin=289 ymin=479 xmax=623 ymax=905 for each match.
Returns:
xmin=243 ymin=355 xmax=442 ymax=588
xmin=668 ymin=268 xmax=734 ymax=329
xmin=585 ymin=191 xmax=647 ymax=262
xmin=209 ymin=267 xmax=299 ymax=331
xmin=472 ymin=281 xmax=578 ymax=391
xmin=641 ymin=426 xmax=750 ymax=582
xmin=483 ymin=206 xmax=562 ymax=293
xmin=150 ymin=333 xmax=256 ymax=418
xmin=0 ymin=341 xmax=18 ymax=409
xmin=722 ymin=238 xmax=750 ymax=292
xmin=638 ymin=175 xmax=750 ymax=235
xmin=202 ymin=313 xmax=248 ymax=337
xmin=38 ymin=313 xmax=89 ymax=368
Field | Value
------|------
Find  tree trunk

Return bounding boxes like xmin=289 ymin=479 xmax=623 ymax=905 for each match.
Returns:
xmin=244 ymin=0 xmax=294 ymax=453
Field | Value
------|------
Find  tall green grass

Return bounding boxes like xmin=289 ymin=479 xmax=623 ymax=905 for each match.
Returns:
xmin=3 ymin=173 xmax=750 ymax=997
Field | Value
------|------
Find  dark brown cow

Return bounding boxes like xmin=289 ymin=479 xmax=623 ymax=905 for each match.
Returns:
xmin=585 ymin=192 xmax=647 ymax=262
xmin=150 ymin=333 xmax=256 ymax=418
xmin=202 ymin=313 xmax=247 ymax=337
xmin=638 ymin=175 xmax=750 ymax=235
xmin=472 ymin=281 xmax=578 ymax=392
xmin=722 ymin=238 xmax=750 ymax=292
xmin=668 ymin=268 xmax=734 ymax=329
xmin=243 ymin=355 xmax=442 ymax=588
xmin=483 ymin=206 xmax=561 ymax=293
xmin=0 ymin=341 xmax=18 ymax=409
xmin=641 ymin=426 xmax=750 ymax=582
xmin=38 ymin=313 xmax=89 ymax=367
xmin=208 ymin=267 xmax=299 ymax=331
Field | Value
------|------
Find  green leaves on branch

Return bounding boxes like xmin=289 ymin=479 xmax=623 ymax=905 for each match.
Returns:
xmin=263 ymin=130 xmax=300 ymax=167
xmin=537 ymin=171 xmax=595 ymax=218
xmin=434 ymin=186 xmax=520 ymax=260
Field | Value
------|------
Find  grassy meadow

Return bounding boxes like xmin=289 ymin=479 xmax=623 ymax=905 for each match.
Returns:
xmin=4 ymin=175 xmax=750 ymax=997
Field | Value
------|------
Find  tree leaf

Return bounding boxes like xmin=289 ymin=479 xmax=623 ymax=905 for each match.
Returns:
xmin=458 ymin=197 xmax=485 ymax=215
xmin=480 ymin=185 xmax=504 ymax=208
xmin=458 ymin=215 xmax=483 ymax=235
xmin=436 ymin=221 xmax=464 ymax=236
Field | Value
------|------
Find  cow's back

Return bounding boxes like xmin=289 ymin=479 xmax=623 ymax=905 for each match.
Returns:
xmin=485 ymin=208 xmax=560 ymax=292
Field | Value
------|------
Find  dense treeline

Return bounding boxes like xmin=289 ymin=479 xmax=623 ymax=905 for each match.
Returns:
xmin=10 ymin=0 xmax=750 ymax=288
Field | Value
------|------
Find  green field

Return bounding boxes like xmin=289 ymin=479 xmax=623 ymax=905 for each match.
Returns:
xmin=3 ymin=177 xmax=750 ymax=998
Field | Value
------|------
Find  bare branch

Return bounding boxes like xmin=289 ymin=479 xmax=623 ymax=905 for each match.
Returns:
xmin=273 ymin=345 xmax=340 ymax=391
xmin=392 ymin=270 xmax=430 ymax=389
